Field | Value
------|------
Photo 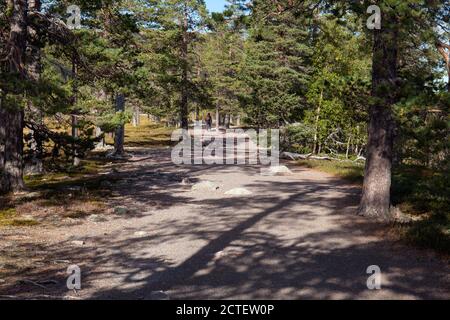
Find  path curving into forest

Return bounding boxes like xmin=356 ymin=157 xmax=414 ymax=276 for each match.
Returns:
xmin=0 ymin=145 xmax=449 ymax=300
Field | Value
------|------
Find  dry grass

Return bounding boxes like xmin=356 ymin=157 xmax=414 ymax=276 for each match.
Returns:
xmin=0 ymin=159 xmax=112 ymax=229
xmin=0 ymin=208 xmax=40 ymax=227
xmin=296 ymin=159 xmax=365 ymax=184
xmin=105 ymin=116 xmax=175 ymax=148
xmin=1 ymin=119 xmax=174 ymax=229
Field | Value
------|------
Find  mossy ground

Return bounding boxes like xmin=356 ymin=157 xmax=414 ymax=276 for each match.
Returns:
xmin=0 ymin=208 xmax=39 ymax=227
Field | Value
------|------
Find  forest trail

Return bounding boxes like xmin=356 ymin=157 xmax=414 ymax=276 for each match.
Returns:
xmin=0 ymin=145 xmax=449 ymax=300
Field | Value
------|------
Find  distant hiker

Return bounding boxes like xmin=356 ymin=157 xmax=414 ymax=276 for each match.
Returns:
xmin=205 ymin=113 xmax=212 ymax=131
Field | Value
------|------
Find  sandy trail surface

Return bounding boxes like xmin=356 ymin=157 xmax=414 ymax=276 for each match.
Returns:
xmin=0 ymin=145 xmax=448 ymax=300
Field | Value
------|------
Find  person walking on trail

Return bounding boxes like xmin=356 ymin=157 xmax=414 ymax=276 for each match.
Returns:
xmin=205 ymin=113 xmax=212 ymax=131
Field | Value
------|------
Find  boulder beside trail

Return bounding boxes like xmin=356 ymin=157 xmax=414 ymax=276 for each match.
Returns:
xmin=225 ymin=188 xmax=253 ymax=196
xmin=266 ymin=165 xmax=293 ymax=176
xmin=134 ymin=231 xmax=148 ymax=237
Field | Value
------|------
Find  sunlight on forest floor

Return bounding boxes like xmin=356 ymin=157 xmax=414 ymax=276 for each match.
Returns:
xmin=0 ymin=123 xmax=448 ymax=257
xmin=0 ymin=160 xmax=113 ymax=227
xmin=296 ymin=159 xmax=450 ymax=254
xmin=105 ymin=116 xmax=175 ymax=148
xmin=1 ymin=120 xmax=175 ymax=229
xmin=296 ymin=160 xmax=365 ymax=184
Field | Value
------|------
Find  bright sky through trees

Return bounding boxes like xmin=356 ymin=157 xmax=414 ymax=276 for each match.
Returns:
xmin=205 ymin=0 xmax=227 ymax=12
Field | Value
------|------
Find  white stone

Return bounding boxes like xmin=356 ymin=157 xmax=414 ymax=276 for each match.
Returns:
xmin=267 ymin=165 xmax=293 ymax=176
xmin=225 ymin=188 xmax=253 ymax=196
xmin=71 ymin=240 xmax=85 ymax=246
xmin=191 ymin=181 xmax=220 ymax=192
xmin=134 ymin=231 xmax=148 ymax=237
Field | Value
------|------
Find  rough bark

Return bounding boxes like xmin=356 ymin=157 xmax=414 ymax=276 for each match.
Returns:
xmin=358 ymin=14 xmax=399 ymax=219
xmin=0 ymin=0 xmax=27 ymax=193
xmin=26 ymin=0 xmax=44 ymax=173
xmin=3 ymin=110 xmax=26 ymax=192
xmin=113 ymin=93 xmax=125 ymax=156
xmin=0 ymin=95 xmax=6 ymax=178
xmin=180 ymin=4 xmax=189 ymax=130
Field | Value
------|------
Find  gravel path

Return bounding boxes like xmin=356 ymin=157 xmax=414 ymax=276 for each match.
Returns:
xmin=0 ymin=147 xmax=449 ymax=300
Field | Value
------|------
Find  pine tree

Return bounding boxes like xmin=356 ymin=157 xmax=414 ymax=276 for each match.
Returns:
xmin=239 ymin=0 xmax=312 ymax=128
xmin=198 ymin=8 xmax=245 ymax=129
xmin=154 ymin=0 xmax=208 ymax=129
xmin=332 ymin=0 xmax=448 ymax=219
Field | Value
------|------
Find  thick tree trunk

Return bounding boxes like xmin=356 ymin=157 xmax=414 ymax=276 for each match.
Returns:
xmin=358 ymin=15 xmax=398 ymax=219
xmin=3 ymin=110 xmax=26 ymax=191
xmin=0 ymin=0 xmax=27 ymax=193
xmin=26 ymin=0 xmax=43 ymax=174
xmin=114 ymin=93 xmax=125 ymax=156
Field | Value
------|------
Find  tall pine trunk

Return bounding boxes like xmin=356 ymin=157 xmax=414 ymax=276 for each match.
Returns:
xmin=0 ymin=94 xmax=6 ymax=180
xmin=26 ymin=0 xmax=44 ymax=174
xmin=3 ymin=110 xmax=25 ymax=192
xmin=358 ymin=14 xmax=398 ymax=219
xmin=113 ymin=93 xmax=125 ymax=156
xmin=180 ymin=4 xmax=189 ymax=130
xmin=0 ymin=0 xmax=27 ymax=193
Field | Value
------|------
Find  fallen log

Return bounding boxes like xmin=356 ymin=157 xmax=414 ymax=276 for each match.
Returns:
xmin=281 ymin=152 xmax=334 ymax=161
xmin=281 ymin=152 xmax=366 ymax=163
xmin=281 ymin=152 xmax=312 ymax=160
